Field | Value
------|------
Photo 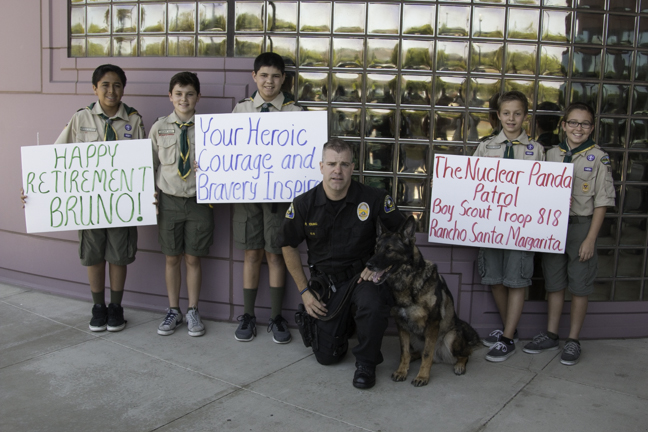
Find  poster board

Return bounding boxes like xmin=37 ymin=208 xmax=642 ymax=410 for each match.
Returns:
xmin=21 ymin=139 xmax=156 ymax=233
xmin=428 ymin=154 xmax=573 ymax=254
xmin=195 ymin=110 xmax=327 ymax=203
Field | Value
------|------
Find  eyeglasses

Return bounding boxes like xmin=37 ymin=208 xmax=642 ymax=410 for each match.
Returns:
xmin=565 ymin=120 xmax=593 ymax=130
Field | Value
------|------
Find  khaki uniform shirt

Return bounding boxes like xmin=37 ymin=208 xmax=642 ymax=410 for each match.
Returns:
xmin=546 ymin=145 xmax=615 ymax=216
xmin=150 ymin=112 xmax=197 ymax=198
xmin=232 ymin=91 xmax=302 ymax=114
xmin=55 ymin=102 xmax=145 ymax=144
xmin=473 ymin=130 xmax=545 ymax=161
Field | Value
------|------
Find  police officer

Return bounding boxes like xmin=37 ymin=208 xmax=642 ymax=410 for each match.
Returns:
xmin=279 ymin=138 xmax=404 ymax=389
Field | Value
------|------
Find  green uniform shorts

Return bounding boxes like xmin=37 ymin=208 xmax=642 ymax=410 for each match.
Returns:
xmin=542 ymin=216 xmax=596 ymax=297
xmin=157 ymin=192 xmax=214 ymax=257
xmin=78 ymin=227 xmax=138 ymax=266
xmin=233 ymin=202 xmax=290 ymax=254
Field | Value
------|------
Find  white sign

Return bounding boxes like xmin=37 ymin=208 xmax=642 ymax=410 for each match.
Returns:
xmin=195 ymin=111 xmax=327 ymax=203
xmin=429 ymin=155 xmax=573 ymax=254
xmin=21 ymin=139 xmax=157 ymax=233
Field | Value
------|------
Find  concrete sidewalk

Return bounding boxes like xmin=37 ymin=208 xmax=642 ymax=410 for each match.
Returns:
xmin=1 ymin=282 xmax=647 ymax=432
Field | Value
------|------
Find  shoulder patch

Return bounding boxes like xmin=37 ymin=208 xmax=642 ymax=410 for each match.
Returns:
xmin=285 ymin=203 xmax=294 ymax=219
xmin=384 ymin=195 xmax=395 ymax=213
xmin=600 ymin=155 xmax=611 ymax=165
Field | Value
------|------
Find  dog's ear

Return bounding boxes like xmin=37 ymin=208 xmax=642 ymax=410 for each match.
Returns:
xmin=376 ymin=217 xmax=387 ymax=237
xmin=401 ymin=216 xmax=417 ymax=239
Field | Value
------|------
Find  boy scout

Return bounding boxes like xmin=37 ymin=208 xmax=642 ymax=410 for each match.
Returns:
xmin=473 ymin=90 xmax=545 ymax=362
xmin=231 ymin=52 xmax=302 ymax=344
xmin=151 ymin=72 xmax=214 ymax=337
xmin=524 ymin=103 xmax=615 ymax=365
xmin=55 ymin=64 xmax=145 ymax=332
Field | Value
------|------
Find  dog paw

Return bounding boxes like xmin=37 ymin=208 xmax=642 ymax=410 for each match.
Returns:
xmin=453 ymin=364 xmax=466 ymax=375
xmin=411 ymin=376 xmax=429 ymax=387
xmin=391 ymin=371 xmax=408 ymax=382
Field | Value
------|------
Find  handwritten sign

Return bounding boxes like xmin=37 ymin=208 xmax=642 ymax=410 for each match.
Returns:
xmin=195 ymin=111 xmax=327 ymax=203
xmin=429 ymin=155 xmax=573 ymax=253
xmin=21 ymin=139 xmax=156 ymax=233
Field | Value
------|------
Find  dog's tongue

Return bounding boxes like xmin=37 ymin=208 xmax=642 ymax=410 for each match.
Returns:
xmin=372 ymin=270 xmax=385 ymax=283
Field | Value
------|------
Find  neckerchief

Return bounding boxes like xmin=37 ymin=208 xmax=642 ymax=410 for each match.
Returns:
xmin=503 ymin=139 xmax=523 ymax=159
xmin=559 ymin=138 xmax=595 ymax=163
xmin=175 ymin=120 xmax=194 ymax=180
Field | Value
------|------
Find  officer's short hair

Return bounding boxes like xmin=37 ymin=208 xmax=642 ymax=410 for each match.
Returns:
xmin=169 ymin=71 xmax=200 ymax=94
xmin=92 ymin=64 xmax=127 ymax=87
xmin=254 ymin=52 xmax=285 ymax=74
xmin=322 ymin=138 xmax=353 ymax=159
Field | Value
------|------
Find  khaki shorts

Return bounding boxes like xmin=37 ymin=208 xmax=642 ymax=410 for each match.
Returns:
xmin=233 ymin=202 xmax=289 ymax=254
xmin=78 ymin=227 xmax=137 ymax=266
xmin=157 ymin=192 xmax=214 ymax=257
xmin=542 ymin=216 xmax=597 ymax=297
xmin=478 ymin=248 xmax=534 ymax=288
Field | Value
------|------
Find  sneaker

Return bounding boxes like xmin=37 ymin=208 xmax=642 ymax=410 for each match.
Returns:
xmin=561 ymin=340 xmax=581 ymax=366
xmin=186 ymin=308 xmax=205 ymax=337
xmin=235 ymin=313 xmax=256 ymax=341
xmin=482 ymin=329 xmax=519 ymax=347
xmin=89 ymin=304 xmax=108 ymax=332
xmin=107 ymin=303 xmax=126 ymax=332
xmin=267 ymin=314 xmax=292 ymax=344
xmin=523 ymin=332 xmax=559 ymax=354
xmin=485 ymin=340 xmax=516 ymax=362
xmin=157 ymin=308 xmax=183 ymax=336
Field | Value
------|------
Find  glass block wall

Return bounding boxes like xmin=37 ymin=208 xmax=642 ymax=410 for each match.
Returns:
xmin=69 ymin=0 xmax=648 ymax=302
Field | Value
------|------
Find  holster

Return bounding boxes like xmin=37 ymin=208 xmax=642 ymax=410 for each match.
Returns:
xmin=295 ymin=303 xmax=318 ymax=350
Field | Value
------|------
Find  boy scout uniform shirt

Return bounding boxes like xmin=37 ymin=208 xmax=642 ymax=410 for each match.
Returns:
xmin=279 ymin=181 xmax=405 ymax=275
xmin=473 ymin=130 xmax=545 ymax=161
xmin=55 ymin=101 xmax=145 ymax=144
xmin=232 ymin=91 xmax=302 ymax=113
xmin=546 ymin=145 xmax=615 ymax=216
xmin=150 ymin=112 xmax=196 ymax=198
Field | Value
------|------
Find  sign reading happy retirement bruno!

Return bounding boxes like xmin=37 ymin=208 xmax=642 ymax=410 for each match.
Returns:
xmin=21 ymin=139 xmax=156 ymax=233
xmin=429 ymin=154 xmax=574 ymax=254
xmin=195 ymin=111 xmax=327 ymax=203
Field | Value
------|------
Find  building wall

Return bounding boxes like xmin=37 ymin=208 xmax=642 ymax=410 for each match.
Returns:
xmin=1 ymin=0 xmax=647 ymax=339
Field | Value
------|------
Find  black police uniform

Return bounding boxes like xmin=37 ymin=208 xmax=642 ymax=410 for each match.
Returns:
xmin=279 ymin=180 xmax=404 ymax=368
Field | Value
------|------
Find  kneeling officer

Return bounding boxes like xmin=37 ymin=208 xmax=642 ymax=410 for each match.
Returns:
xmin=279 ymin=138 xmax=404 ymax=389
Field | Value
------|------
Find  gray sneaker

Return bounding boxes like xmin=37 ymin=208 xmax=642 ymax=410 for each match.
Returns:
xmin=482 ymin=329 xmax=519 ymax=347
xmin=561 ymin=340 xmax=581 ymax=365
xmin=268 ymin=314 xmax=292 ymax=344
xmin=523 ymin=332 xmax=560 ymax=354
xmin=235 ymin=313 xmax=256 ymax=341
xmin=485 ymin=340 xmax=516 ymax=362
xmin=158 ymin=308 xmax=183 ymax=336
xmin=186 ymin=308 xmax=205 ymax=337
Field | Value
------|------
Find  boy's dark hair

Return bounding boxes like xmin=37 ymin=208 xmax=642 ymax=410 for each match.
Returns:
xmin=322 ymin=138 xmax=353 ymax=158
xmin=92 ymin=64 xmax=127 ymax=87
xmin=254 ymin=52 xmax=285 ymax=74
xmin=535 ymin=102 xmax=561 ymax=132
xmin=498 ymin=90 xmax=529 ymax=114
xmin=169 ymin=71 xmax=201 ymax=94
xmin=562 ymin=102 xmax=595 ymax=123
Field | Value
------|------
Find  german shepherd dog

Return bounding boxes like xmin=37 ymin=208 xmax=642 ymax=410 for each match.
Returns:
xmin=366 ymin=216 xmax=480 ymax=387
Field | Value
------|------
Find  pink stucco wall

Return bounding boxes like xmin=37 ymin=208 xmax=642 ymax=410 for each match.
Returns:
xmin=1 ymin=0 xmax=647 ymax=339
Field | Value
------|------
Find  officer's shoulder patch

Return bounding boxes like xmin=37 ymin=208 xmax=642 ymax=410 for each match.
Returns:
xmin=600 ymin=155 xmax=611 ymax=166
xmin=285 ymin=203 xmax=294 ymax=219
xmin=384 ymin=195 xmax=395 ymax=213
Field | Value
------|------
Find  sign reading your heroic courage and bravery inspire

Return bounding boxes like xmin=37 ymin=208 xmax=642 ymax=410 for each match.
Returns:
xmin=195 ymin=110 xmax=327 ymax=203
xmin=21 ymin=139 xmax=157 ymax=233
xmin=429 ymin=154 xmax=574 ymax=254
